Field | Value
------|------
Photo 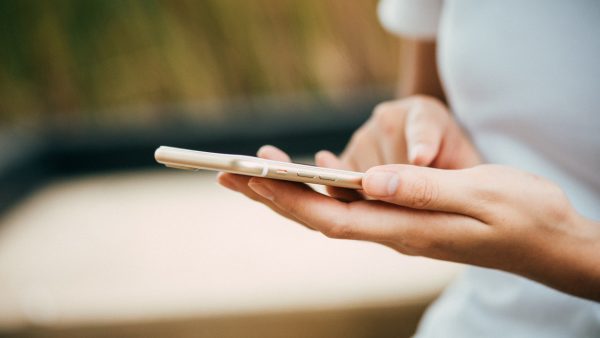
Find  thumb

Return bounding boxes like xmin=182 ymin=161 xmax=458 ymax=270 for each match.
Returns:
xmin=362 ymin=164 xmax=479 ymax=215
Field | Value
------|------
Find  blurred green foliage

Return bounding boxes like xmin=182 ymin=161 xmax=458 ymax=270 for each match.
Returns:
xmin=0 ymin=0 xmax=398 ymax=124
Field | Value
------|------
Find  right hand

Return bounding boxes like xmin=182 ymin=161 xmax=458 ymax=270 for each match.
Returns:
xmin=314 ymin=95 xmax=481 ymax=200
xmin=218 ymin=95 xmax=480 ymax=216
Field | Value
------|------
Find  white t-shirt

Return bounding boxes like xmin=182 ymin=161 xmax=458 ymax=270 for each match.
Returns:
xmin=378 ymin=0 xmax=600 ymax=337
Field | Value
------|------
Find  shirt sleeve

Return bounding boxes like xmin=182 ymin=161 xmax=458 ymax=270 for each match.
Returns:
xmin=377 ymin=0 xmax=443 ymax=40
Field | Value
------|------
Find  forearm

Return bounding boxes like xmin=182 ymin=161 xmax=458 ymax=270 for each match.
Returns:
xmin=398 ymin=39 xmax=445 ymax=102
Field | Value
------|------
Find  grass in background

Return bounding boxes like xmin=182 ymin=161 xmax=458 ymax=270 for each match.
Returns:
xmin=0 ymin=0 xmax=399 ymax=125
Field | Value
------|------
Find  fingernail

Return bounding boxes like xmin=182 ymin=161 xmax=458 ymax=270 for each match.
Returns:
xmin=249 ymin=180 xmax=275 ymax=201
xmin=410 ymin=144 xmax=432 ymax=165
xmin=315 ymin=150 xmax=332 ymax=166
xmin=364 ymin=172 xmax=399 ymax=197
xmin=257 ymin=144 xmax=274 ymax=156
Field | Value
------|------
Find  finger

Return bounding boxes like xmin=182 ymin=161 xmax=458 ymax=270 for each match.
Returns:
xmin=257 ymin=145 xmax=291 ymax=162
xmin=372 ymin=101 xmax=410 ymax=164
xmin=248 ymin=177 xmax=394 ymax=241
xmin=218 ymin=172 xmax=315 ymax=230
xmin=341 ymin=127 xmax=384 ymax=172
xmin=315 ymin=150 xmax=363 ymax=202
xmin=404 ymin=100 xmax=448 ymax=166
xmin=362 ymin=164 xmax=485 ymax=218
xmin=256 ymin=145 xmax=318 ymax=229
xmin=217 ymin=171 xmax=241 ymax=192
xmin=255 ymin=145 xmax=358 ymax=205
xmin=433 ymin=121 xmax=482 ymax=169
xmin=248 ymin=176 xmax=487 ymax=258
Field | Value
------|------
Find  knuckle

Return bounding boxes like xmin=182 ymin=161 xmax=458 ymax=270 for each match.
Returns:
xmin=409 ymin=95 xmax=448 ymax=121
xmin=410 ymin=95 xmax=429 ymax=106
xmin=410 ymin=94 xmax=441 ymax=107
xmin=406 ymin=174 xmax=439 ymax=208
xmin=407 ymin=237 xmax=434 ymax=254
xmin=283 ymin=198 xmax=302 ymax=215
xmin=349 ymin=127 xmax=369 ymax=145
xmin=372 ymin=102 xmax=394 ymax=119
xmin=542 ymin=182 xmax=572 ymax=223
xmin=465 ymin=165 xmax=502 ymax=202
xmin=410 ymin=96 xmax=447 ymax=120
xmin=322 ymin=217 xmax=355 ymax=239
xmin=373 ymin=102 xmax=403 ymax=135
xmin=402 ymin=230 xmax=439 ymax=255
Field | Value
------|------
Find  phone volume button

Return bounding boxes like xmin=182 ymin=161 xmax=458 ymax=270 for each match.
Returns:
xmin=318 ymin=175 xmax=335 ymax=181
xmin=297 ymin=172 xmax=315 ymax=178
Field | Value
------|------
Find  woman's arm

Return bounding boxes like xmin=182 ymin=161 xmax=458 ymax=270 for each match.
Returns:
xmin=217 ymin=36 xmax=600 ymax=302
xmin=225 ymin=152 xmax=600 ymax=301
xmin=398 ymin=39 xmax=445 ymax=101
xmin=218 ymin=98 xmax=600 ymax=300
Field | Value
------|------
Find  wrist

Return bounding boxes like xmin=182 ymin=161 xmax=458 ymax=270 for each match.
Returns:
xmin=532 ymin=212 xmax=600 ymax=300
xmin=573 ymin=215 xmax=600 ymax=284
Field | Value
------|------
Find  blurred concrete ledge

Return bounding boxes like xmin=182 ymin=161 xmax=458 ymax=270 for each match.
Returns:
xmin=0 ymin=170 xmax=462 ymax=337
xmin=4 ymin=302 xmax=431 ymax=338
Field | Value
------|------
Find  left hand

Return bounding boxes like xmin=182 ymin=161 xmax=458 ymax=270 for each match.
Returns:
xmin=219 ymin=146 xmax=600 ymax=300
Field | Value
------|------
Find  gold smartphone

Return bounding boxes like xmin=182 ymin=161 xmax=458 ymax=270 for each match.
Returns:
xmin=154 ymin=146 xmax=363 ymax=189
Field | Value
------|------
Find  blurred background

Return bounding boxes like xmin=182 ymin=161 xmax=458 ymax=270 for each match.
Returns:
xmin=0 ymin=0 xmax=399 ymax=121
xmin=0 ymin=1 xmax=460 ymax=337
xmin=0 ymin=0 xmax=401 ymax=211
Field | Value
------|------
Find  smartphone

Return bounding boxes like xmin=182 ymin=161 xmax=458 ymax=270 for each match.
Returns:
xmin=154 ymin=146 xmax=363 ymax=189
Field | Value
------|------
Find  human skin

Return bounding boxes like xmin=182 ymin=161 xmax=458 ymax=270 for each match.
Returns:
xmin=218 ymin=95 xmax=600 ymax=301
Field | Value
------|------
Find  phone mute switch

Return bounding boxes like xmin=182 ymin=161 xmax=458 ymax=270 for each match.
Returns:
xmin=297 ymin=172 xmax=315 ymax=178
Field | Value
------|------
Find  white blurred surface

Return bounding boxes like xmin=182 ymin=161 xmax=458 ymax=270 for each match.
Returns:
xmin=0 ymin=170 xmax=461 ymax=329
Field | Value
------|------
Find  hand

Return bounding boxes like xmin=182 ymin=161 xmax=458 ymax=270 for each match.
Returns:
xmin=331 ymin=95 xmax=481 ymax=171
xmin=313 ymin=95 xmax=481 ymax=201
xmin=217 ymin=146 xmax=321 ymax=230
xmin=220 ymin=148 xmax=600 ymax=300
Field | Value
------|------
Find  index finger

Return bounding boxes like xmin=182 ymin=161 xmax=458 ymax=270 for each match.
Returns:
xmin=404 ymin=99 xmax=448 ymax=166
